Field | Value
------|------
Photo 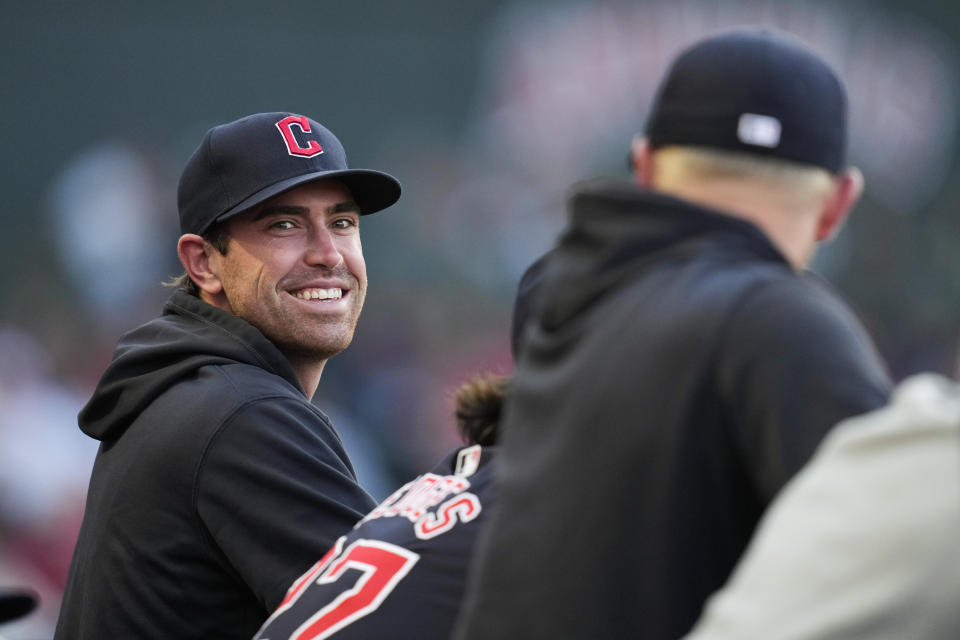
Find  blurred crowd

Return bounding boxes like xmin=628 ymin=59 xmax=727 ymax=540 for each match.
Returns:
xmin=2 ymin=1 xmax=959 ymax=637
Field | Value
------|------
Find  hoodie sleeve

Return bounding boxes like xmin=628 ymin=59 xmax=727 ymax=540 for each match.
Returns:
xmin=195 ymin=397 xmax=377 ymax=612
xmin=716 ymin=276 xmax=892 ymax=501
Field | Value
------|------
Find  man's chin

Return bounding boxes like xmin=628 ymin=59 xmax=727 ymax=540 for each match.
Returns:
xmin=278 ymin=333 xmax=355 ymax=364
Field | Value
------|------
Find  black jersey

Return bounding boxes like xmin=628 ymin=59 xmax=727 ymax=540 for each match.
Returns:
xmin=254 ymin=444 xmax=496 ymax=640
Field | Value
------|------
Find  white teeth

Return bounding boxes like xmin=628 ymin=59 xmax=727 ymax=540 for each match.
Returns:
xmin=295 ymin=288 xmax=343 ymax=300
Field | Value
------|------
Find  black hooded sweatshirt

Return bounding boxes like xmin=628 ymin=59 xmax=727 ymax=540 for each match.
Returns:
xmin=55 ymin=290 xmax=377 ymax=640
xmin=456 ymin=181 xmax=892 ymax=640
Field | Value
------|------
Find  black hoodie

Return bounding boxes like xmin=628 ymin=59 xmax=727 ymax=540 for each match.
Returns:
xmin=456 ymin=180 xmax=892 ymax=640
xmin=56 ymin=290 xmax=377 ymax=640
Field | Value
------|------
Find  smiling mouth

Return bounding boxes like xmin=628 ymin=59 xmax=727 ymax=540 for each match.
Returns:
xmin=291 ymin=287 xmax=344 ymax=301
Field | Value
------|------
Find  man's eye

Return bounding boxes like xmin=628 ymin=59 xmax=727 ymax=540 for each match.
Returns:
xmin=332 ymin=218 xmax=358 ymax=229
xmin=271 ymin=220 xmax=296 ymax=230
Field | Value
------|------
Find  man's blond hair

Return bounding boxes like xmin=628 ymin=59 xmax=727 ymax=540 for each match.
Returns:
xmin=653 ymin=145 xmax=836 ymax=210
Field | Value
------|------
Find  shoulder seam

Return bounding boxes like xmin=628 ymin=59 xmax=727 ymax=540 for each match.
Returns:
xmin=709 ymin=274 xmax=797 ymax=461
xmin=190 ymin=392 xmax=333 ymax=556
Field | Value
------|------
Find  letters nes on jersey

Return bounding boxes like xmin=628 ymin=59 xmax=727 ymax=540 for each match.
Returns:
xmin=254 ymin=445 xmax=485 ymax=640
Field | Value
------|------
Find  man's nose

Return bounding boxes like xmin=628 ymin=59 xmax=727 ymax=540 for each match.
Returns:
xmin=304 ymin=228 xmax=344 ymax=269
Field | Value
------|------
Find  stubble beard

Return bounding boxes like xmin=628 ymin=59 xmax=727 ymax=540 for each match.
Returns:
xmin=274 ymin=311 xmax=360 ymax=364
xmin=277 ymin=288 xmax=365 ymax=365
xmin=235 ymin=282 xmax=366 ymax=367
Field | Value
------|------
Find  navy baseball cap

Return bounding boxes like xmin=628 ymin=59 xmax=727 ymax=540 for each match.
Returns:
xmin=177 ymin=112 xmax=402 ymax=236
xmin=645 ymin=28 xmax=847 ymax=173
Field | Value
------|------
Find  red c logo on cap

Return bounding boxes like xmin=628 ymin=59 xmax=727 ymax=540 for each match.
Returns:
xmin=275 ymin=115 xmax=324 ymax=158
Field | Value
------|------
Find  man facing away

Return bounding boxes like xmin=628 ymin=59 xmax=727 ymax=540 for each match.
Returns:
xmin=455 ymin=28 xmax=892 ymax=640
xmin=55 ymin=112 xmax=401 ymax=639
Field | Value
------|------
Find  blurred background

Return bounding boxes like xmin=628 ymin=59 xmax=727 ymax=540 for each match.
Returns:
xmin=1 ymin=0 xmax=959 ymax=636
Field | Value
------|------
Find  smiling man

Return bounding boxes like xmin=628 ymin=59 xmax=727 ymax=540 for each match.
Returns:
xmin=55 ymin=113 xmax=401 ymax=639
xmin=185 ymin=180 xmax=368 ymax=397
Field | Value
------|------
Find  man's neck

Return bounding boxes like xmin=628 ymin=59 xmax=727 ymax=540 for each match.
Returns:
xmin=654 ymin=180 xmax=817 ymax=270
xmin=285 ymin=357 xmax=327 ymax=400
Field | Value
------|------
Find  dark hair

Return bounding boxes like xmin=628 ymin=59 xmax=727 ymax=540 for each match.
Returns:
xmin=163 ymin=222 xmax=232 ymax=296
xmin=454 ymin=374 xmax=508 ymax=447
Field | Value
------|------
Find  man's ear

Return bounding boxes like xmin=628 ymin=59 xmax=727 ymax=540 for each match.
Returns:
xmin=177 ymin=234 xmax=224 ymax=296
xmin=630 ymin=136 xmax=655 ymax=187
xmin=816 ymin=166 xmax=864 ymax=242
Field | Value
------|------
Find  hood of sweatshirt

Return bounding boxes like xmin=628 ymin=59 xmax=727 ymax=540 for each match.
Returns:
xmin=535 ymin=179 xmax=787 ymax=335
xmin=79 ymin=290 xmax=304 ymax=441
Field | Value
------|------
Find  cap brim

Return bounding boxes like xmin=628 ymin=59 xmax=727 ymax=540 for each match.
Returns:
xmin=0 ymin=589 xmax=37 ymax=624
xmin=214 ymin=168 xmax=402 ymax=227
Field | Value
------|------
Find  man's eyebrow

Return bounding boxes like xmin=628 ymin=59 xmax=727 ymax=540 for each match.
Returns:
xmin=251 ymin=204 xmax=308 ymax=221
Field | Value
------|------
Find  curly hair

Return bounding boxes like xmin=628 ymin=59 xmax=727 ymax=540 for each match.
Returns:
xmin=453 ymin=374 xmax=508 ymax=447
